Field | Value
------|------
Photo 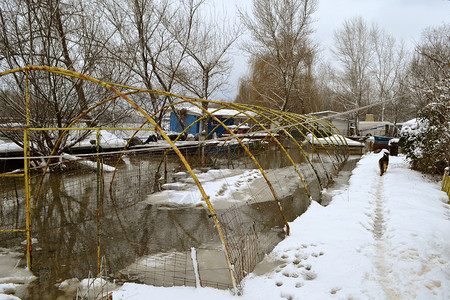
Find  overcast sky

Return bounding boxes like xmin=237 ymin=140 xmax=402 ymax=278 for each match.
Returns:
xmin=217 ymin=0 xmax=449 ymax=101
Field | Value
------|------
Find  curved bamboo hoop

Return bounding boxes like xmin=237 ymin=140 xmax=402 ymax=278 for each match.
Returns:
xmin=0 ymin=66 xmax=350 ymax=290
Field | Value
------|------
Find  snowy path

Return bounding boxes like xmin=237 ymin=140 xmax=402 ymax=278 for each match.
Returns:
xmin=369 ymin=157 xmax=449 ymax=299
xmin=366 ymin=155 xmax=445 ymax=299
xmin=371 ymin=175 xmax=394 ymax=298
xmin=112 ymin=153 xmax=450 ymax=300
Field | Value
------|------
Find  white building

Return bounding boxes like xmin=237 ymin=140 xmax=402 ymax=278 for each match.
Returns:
xmin=308 ymin=111 xmax=353 ymax=136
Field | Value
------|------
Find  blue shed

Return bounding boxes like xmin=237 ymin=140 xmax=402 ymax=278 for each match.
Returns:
xmin=169 ymin=112 xmax=200 ymax=135
xmin=207 ymin=117 xmax=235 ymax=137
xmin=169 ymin=108 xmax=252 ymax=138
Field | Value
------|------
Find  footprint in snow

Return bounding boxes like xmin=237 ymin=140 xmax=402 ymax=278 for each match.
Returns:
xmin=280 ymin=292 xmax=295 ymax=300
xmin=282 ymin=271 xmax=299 ymax=278
xmin=301 ymin=269 xmax=317 ymax=280
xmin=330 ymin=287 xmax=342 ymax=294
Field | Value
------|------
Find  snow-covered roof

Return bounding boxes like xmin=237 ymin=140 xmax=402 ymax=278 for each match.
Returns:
xmin=308 ymin=110 xmax=340 ymax=116
xmin=308 ymin=111 xmax=352 ymax=122
xmin=174 ymin=106 xmax=256 ymax=118
xmin=227 ymin=124 xmax=250 ymax=129
xmin=306 ymin=133 xmax=364 ymax=147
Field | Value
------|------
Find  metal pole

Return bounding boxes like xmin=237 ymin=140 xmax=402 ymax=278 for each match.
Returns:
xmin=96 ymin=128 xmax=101 ymax=276
xmin=24 ymin=70 xmax=32 ymax=270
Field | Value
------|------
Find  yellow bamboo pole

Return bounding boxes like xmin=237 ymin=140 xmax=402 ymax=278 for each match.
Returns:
xmin=0 ymin=174 xmax=25 ymax=178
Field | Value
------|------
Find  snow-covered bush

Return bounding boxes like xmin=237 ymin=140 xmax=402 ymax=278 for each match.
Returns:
xmin=399 ymin=118 xmax=426 ymax=161
xmin=400 ymin=24 xmax=450 ymax=174
xmin=399 ymin=83 xmax=450 ymax=174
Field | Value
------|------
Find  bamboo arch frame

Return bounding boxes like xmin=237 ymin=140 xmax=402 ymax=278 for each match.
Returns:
xmin=0 ymin=66 xmax=350 ymax=292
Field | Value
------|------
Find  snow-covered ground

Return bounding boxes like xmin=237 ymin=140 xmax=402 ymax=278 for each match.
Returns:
xmin=1 ymin=153 xmax=449 ymax=299
xmin=0 ymin=249 xmax=36 ymax=300
xmin=112 ymin=153 xmax=450 ymax=299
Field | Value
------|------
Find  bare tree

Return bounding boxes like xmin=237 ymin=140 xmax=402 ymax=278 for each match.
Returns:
xmin=331 ymin=17 xmax=375 ymax=133
xmin=239 ymin=0 xmax=318 ymax=112
xmin=389 ymin=74 xmax=415 ymax=126
xmin=171 ymin=1 xmax=241 ymax=108
xmin=0 ymin=0 xmax=115 ymax=156
xmin=101 ymin=0 xmax=237 ymax=129
xmin=370 ymin=26 xmax=408 ymax=122
xmin=409 ymin=23 xmax=449 ymax=109
xmin=100 ymin=0 xmax=174 ymax=122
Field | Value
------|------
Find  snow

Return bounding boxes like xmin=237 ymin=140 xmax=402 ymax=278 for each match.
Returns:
xmin=306 ymin=133 xmax=364 ymax=147
xmin=113 ymin=284 xmax=233 ymax=300
xmin=388 ymin=138 xmax=399 ymax=146
xmin=112 ymin=153 xmax=450 ymax=299
xmin=1 ymin=153 xmax=448 ymax=299
xmin=400 ymin=118 xmax=428 ymax=136
xmin=380 ymin=148 xmax=389 ymax=155
xmin=0 ymin=130 xmax=126 ymax=153
xmin=191 ymin=248 xmax=201 ymax=288
xmin=0 ymin=294 xmax=21 ymax=300
xmin=175 ymin=106 xmax=257 ymax=118
xmin=208 ymin=108 xmax=256 ymax=118
xmin=146 ymin=165 xmax=309 ymax=208
xmin=227 ymin=124 xmax=250 ymax=130
xmin=73 ymin=130 xmax=127 ymax=148
xmin=61 ymin=153 xmax=117 ymax=172
xmin=146 ymin=168 xmax=264 ymax=206
xmin=0 ymin=141 xmax=22 ymax=153
xmin=56 ymin=277 xmax=117 ymax=299
xmin=0 ymin=249 xmax=36 ymax=299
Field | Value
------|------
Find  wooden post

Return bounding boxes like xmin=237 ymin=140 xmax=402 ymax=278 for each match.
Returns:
xmin=201 ymin=144 xmax=205 ymax=166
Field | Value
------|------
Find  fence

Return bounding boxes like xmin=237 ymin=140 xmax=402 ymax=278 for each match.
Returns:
xmin=0 ymin=66 xmax=350 ymax=296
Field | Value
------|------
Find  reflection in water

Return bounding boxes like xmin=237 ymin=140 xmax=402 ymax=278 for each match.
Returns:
xmin=0 ymin=149 xmax=350 ymax=299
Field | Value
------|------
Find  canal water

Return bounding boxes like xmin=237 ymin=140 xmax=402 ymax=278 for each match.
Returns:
xmin=0 ymin=148 xmax=357 ymax=299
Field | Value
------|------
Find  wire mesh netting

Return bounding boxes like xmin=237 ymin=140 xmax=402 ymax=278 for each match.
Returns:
xmin=0 ymin=66 xmax=354 ymax=297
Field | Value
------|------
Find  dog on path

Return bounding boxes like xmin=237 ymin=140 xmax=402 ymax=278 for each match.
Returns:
xmin=379 ymin=149 xmax=389 ymax=176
